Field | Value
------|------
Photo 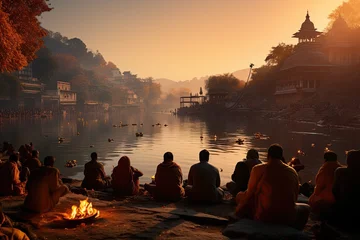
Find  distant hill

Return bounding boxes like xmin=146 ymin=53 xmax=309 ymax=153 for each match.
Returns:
xmin=155 ymin=68 xmax=250 ymax=94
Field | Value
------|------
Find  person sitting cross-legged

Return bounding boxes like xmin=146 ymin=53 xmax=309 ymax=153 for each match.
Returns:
xmin=81 ymin=152 xmax=110 ymax=191
xmin=235 ymin=144 xmax=310 ymax=230
xmin=111 ymin=156 xmax=143 ymax=196
xmin=0 ymin=154 xmax=26 ymax=196
xmin=309 ymin=151 xmax=342 ymax=215
xmin=144 ymin=152 xmax=185 ymax=202
xmin=226 ymin=149 xmax=261 ymax=196
xmin=24 ymin=156 xmax=69 ymax=213
xmin=186 ymin=149 xmax=224 ymax=204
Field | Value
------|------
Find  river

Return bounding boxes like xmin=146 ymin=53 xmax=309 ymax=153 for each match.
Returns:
xmin=1 ymin=110 xmax=359 ymax=185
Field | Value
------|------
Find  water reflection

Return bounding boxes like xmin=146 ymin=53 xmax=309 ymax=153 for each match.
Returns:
xmin=1 ymin=111 xmax=359 ymax=185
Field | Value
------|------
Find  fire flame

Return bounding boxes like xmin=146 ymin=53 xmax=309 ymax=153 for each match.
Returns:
xmin=68 ymin=198 xmax=99 ymax=220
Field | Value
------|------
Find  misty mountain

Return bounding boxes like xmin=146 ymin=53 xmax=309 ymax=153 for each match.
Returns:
xmin=155 ymin=68 xmax=250 ymax=94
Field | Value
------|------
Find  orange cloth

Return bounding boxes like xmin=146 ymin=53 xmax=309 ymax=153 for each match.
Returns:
xmin=236 ymin=160 xmax=299 ymax=225
xmin=111 ymin=156 xmax=142 ymax=195
xmin=309 ymin=161 xmax=342 ymax=212
xmin=0 ymin=161 xmax=25 ymax=196
xmin=24 ymin=166 xmax=69 ymax=213
xmin=0 ymin=227 xmax=30 ymax=240
xmin=155 ymin=161 xmax=185 ymax=201
xmin=81 ymin=160 xmax=107 ymax=190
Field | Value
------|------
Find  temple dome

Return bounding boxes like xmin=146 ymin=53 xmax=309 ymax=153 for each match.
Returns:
xmin=300 ymin=12 xmax=316 ymax=31
xmin=293 ymin=11 xmax=322 ymax=40
xmin=281 ymin=49 xmax=331 ymax=70
xmin=330 ymin=15 xmax=349 ymax=35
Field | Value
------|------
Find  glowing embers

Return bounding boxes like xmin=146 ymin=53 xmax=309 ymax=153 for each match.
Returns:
xmin=64 ymin=198 xmax=100 ymax=221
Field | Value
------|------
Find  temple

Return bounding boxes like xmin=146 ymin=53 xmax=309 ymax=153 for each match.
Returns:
xmin=275 ymin=12 xmax=359 ymax=106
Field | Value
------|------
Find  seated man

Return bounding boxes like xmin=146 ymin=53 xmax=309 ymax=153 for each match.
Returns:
xmin=236 ymin=144 xmax=310 ymax=230
xmin=0 ymin=154 xmax=26 ymax=196
xmin=309 ymin=151 xmax=342 ymax=215
xmin=226 ymin=149 xmax=261 ymax=196
xmin=24 ymin=156 xmax=69 ymax=213
xmin=186 ymin=149 xmax=223 ymax=203
xmin=144 ymin=152 xmax=185 ymax=201
xmin=81 ymin=152 xmax=110 ymax=190
xmin=23 ymin=150 xmax=42 ymax=173
xmin=331 ymin=150 xmax=360 ymax=229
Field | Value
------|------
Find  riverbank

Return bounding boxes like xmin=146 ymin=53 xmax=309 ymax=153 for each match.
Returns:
xmin=1 ymin=178 xmax=358 ymax=240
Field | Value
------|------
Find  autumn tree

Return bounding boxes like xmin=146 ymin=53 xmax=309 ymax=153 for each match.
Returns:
xmin=52 ymin=53 xmax=81 ymax=83
xmin=205 ymin=73 xmax=244 ymax=94
xmin=0 ymin=0 xmax=51 ymax=72
xmin=329 ymin=0 xmax=360 ymax=28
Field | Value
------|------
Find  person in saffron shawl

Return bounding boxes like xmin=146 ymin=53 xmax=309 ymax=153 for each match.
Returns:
xmin=309 ymin=151 xmax=342 ymax=215
xmin=144 ymin=152 xmax=185 ymax=201
xmin=111 ymin=156 xmax=143 ymax=196
xmin=0 ymin=154 xmax=26 ymax=196
xmin=24 ymin=156 xmax=69 ymax=213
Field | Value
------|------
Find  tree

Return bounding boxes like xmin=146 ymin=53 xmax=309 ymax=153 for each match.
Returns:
xmin=143 ymin=82 xmax=161 ymax=105
xmin=32 ymin=47 xmax=57 ymax=84
xmin=0 ymin=73 xmax=22 ymax=100
xmin=265 ymin=43 xmax=295 ymax=67
xmin=70 ymin=74 xmax=90 ymax=104
xmin=53 ymin=53 xmax=81 ymax=83
xmin=329 ymin=0 xmax=360 ymax=28
xmin=0 ymin=0 xmax=51 ymax=72
xmin=205 ymin=73 xmax=244 ymax=94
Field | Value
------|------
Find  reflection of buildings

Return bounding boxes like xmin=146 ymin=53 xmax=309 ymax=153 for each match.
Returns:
xmin=275 ymin=12 xmax=360 ymax=106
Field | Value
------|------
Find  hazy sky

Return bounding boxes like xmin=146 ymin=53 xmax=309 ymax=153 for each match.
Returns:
xmin=41 ymin=0 xmax=342 ymax=81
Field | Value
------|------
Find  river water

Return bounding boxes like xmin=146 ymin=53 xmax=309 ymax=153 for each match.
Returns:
xmin=1 ymin=110 xmax=359 ymax=185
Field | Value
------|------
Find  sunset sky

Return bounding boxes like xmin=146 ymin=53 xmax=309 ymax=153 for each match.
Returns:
xmin=41 ymin=0 xmax=343 ymax=81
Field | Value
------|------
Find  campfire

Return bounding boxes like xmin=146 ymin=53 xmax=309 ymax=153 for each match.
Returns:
xmin=64 ymin=198 xmax=100 ymax=221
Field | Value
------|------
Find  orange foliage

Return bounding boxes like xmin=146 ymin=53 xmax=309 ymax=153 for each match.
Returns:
xmin=0 ymin=0 xmax=51 ymax=72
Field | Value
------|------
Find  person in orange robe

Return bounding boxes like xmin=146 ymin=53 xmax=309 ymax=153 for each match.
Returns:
xmin=236 ymin=144 xmax=310 ymax=230
xmin=0 ymin=154 xmax=26 ymax=196
xmin=145 ymin=152 xmax=185 ymax=201
xmin=111 ymin=156 xmax=143 ymax=196
xmin=309 ymin=151 xmax=342 ymax=215
xmin=24 ymin=156 xmax=69 ymax=213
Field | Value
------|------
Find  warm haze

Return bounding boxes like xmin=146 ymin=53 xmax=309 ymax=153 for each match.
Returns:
xmin=41 ymin=0 xmax=342 ymax=81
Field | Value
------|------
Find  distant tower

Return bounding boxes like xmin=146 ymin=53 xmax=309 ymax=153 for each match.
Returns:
xmin=293 ymin=11 xmax=322 ymax=43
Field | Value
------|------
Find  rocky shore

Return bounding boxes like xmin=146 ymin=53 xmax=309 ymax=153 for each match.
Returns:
xmin=1 ymin=178 xmax=359 ymax=240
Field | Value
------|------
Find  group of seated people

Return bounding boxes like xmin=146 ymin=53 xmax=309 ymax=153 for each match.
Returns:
xmin=1 ymin=141 xmax=359 ymax=234
xmin=0 ymin=143 xmax=69 ymax=213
